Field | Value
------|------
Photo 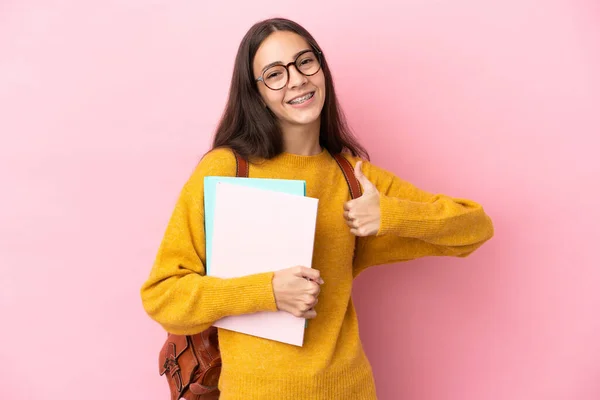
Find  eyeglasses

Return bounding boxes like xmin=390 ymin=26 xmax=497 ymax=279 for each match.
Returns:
xmin=255 ymin=49 xmax=322 ymax=91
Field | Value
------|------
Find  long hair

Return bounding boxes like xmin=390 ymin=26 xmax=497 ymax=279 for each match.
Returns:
xmin=211 ymin=17 xmax=369 ymax=161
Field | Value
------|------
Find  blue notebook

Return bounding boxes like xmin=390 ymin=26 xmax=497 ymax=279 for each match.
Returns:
xmin=203 ymin=176 xmax=306 ymax=275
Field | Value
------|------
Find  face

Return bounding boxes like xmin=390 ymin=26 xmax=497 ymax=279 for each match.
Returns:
xmin=253 ymin=31 xmax=326 ymax=129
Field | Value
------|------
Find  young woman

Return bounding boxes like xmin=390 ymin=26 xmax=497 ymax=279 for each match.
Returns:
xmin=140 ymin=17 xmax=494 ymax=400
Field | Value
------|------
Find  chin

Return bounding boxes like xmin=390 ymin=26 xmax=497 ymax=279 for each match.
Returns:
xmin=282 ymin=101 xmax=324 ymax=126
xmin=293 ymin=110 xmax=321 ymax=123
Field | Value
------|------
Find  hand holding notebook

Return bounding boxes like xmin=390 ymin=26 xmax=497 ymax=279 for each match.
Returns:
xmin=272 ymin=265 xmax=323 ymax=319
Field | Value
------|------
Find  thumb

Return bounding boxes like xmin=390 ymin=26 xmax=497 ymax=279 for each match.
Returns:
xmin=354 ymin=161 xmax=377 ymax=193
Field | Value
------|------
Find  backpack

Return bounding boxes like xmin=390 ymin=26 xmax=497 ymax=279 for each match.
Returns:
xmin=158 ymin=149 xmax=361 ymax=400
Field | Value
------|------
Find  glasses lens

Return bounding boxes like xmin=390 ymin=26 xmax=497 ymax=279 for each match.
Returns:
xmin=263 ymin=66 xmax=287 ymax=90
xmin=297 ymin=51 xmax=320 ymax=76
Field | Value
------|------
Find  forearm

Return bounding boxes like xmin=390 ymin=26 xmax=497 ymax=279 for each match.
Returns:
xmin=141 ymin=266 xmax=277 ymax=335
xmin=377 ymin=193 xmax=494 ymax=249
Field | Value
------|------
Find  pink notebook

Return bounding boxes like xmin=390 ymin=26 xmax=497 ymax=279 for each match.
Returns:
xmin=209 ymin=182 xmax=319 ymax=346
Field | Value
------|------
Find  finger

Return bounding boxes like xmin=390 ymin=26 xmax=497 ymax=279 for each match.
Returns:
xmin=308 ymin=283 xmax=320 ymax=296
xmin=343 ymin=210 xmax=355 ymax=221
xmin=354 ymin=161 xmax=364 ymax=180
xmin=350 ymin=228 xmax=365 ymax=237
xmin=295 ymin=266 xmax=321 ymax=282
xmin=303 ymin=309 xmax=317 ymax=319
xmin=310 ymin=276 xmax=325 ymax=285
xmin=343 ymin=201 xmax=352 ymax=211
xmin=303 ymin=295 xmax=315 ymax=306
xmin=354 ymin=160 xmax=377 ymax=193
xmin=345 ymin=218 xmax=357 ymax=229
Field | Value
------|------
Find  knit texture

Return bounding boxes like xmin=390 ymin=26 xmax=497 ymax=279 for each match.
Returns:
xmin=140 ymin=147 xmax=494 ymax=400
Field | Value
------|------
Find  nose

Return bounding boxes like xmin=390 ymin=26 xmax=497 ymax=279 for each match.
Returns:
xmin=287 ymin=64 xmax=307 ymax=89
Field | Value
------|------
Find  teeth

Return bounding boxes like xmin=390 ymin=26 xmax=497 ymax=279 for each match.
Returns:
xmin=289 ymin=92 xmax=314 ymax=104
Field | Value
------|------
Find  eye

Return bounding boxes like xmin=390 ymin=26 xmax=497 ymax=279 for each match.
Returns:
xmin=299 ymin=57 xmax=314 ymax=65
xmin=264 ymin=65 xmax=286 ymax=81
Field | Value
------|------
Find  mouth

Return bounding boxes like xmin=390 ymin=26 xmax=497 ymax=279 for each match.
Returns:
xmin=287 ymin=91 xmax=315 ymax=105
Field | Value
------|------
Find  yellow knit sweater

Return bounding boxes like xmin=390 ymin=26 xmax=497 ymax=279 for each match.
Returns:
xmin=140 ymin=147 xmax=494 ymax=400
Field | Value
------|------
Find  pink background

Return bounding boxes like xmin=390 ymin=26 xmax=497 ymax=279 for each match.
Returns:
xmin=1 ymin=1 xmax=599 ymax=399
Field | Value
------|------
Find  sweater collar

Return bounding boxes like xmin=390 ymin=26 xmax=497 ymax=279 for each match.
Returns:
xmin=272 ymin=148 xmax=332 ymax=168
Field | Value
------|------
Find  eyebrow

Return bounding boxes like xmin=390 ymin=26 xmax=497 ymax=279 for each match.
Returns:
xmin=260 ymin=49 xmax=312 ymax=73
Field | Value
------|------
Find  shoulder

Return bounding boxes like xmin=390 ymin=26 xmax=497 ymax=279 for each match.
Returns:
xmin=195 ymin=147 xmax=238 ymax=177
xmin=183 ymin=147 xmax=237 ymax=191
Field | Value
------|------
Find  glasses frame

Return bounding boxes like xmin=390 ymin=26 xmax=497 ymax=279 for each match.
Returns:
xmin=255 ymin=49 xmax=323 ymax=91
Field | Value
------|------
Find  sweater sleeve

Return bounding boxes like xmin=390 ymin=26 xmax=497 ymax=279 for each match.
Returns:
xmin=352 ymin=159 xmax=494 ymax=277
xmin=140 ymin=148 xmax=278 ymax=335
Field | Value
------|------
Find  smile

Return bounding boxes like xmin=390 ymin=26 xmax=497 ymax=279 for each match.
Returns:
xmin=287 ymin=92 xmax=315 ymax=105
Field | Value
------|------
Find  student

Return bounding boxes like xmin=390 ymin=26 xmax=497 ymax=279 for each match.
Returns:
xmin=140 ymin=17 xmax=494 ymax=400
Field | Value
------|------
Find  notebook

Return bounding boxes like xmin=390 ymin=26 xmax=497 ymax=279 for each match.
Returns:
xmin=203 ymin=178 xmax=319 ymax=346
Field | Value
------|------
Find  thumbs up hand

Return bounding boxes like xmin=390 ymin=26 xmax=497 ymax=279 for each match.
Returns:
xmin=343 ymin=161 xmax=381 ymax=237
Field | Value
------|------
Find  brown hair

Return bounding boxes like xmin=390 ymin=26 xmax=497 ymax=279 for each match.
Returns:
xmin=211 ymin=17 xmax=369 ymax=161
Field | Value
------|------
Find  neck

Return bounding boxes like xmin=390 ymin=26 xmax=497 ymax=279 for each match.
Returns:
xmin=280 ymin=119 xmax=322 ymax=156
